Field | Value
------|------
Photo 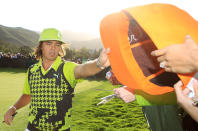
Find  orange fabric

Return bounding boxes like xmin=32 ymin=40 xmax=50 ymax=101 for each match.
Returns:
xmin=100 ymin=3 xmax=197 ymax=95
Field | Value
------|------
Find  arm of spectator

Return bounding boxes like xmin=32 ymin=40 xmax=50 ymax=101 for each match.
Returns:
xmin=4 ymin=94 xmax=31 ymax=125
xmin=151 ymin=35 xmax=198 ymax=73
xmin=106 ymin=70 xmax=121 ymax=85
xmin=174 ymin=80 xmax=198 ymax=123
xmin=74 ymin=48 xmax=110 ymax=79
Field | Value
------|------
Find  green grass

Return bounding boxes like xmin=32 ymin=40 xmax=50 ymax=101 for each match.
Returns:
xmin=0 ymin=68 xmax=149 ymax=131
xmin=0 ymin=68 xmax=29 ymax=130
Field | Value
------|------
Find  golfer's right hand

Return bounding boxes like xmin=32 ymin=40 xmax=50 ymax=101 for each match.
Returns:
xmin=4 ymin=107 xmax=16 ymax=125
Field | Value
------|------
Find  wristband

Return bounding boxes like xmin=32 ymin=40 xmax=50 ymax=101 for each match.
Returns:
xmin=192 ymin=97 xmax=198 ymax=107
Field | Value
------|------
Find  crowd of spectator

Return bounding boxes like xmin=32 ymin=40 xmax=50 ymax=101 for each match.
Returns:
xmin=0 ymin=52 xmax=37 ymax=68
xmin=0 ymin=52 xmax=106 ymax=78
xmin=0 ymin=52 xmax=87 ymax=68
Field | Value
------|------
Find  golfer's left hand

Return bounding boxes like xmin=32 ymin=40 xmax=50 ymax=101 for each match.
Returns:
xmin=98 ymin=48 xmax=110 ymax=68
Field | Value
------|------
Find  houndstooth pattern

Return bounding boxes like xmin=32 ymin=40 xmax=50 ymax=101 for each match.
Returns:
xmin=28 ymin=67 xmax=71 ymax=130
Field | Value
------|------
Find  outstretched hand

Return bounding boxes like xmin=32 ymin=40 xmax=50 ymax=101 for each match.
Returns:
xmin=174 ymin=80 xmax=192 ymax=106
xmin=151 ymin=35 xmax=198 ymax=73
xmin=174 ymin=79 xmax=198 ymax=123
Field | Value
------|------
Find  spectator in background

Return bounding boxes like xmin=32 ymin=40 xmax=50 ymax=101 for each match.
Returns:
xmin=77 ymin=58 xmax=82 ymax=64
xmin=151 ymin=35 xmax=198 ymax=129
xmin=0 ymin=52 xmax=2 ymax=59
xmin=106 ymin=69 xmax=183 ymax=131
xmin=0 ymin=52 xmax=37 ymax=68
xmin=105 ymin=69 xmax=135 ymax=103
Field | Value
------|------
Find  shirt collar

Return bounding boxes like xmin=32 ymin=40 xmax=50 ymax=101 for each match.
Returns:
xmin=38 ymin=56 xmax=62 ymax=72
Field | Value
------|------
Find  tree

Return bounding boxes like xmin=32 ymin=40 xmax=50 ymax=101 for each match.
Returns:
xmin=19 ymin=46 xmax=33 ymax=56
xmin=64 ymin=48 xmax=76 ymax=60
xmin=77 ymin=47 xmax=90 ymax=59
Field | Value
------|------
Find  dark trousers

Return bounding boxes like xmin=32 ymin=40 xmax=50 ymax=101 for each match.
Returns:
xmin=182 ymin=114 xmax=198 ymax=131
xmin=142 ymin=105 xmax=183 ymax=131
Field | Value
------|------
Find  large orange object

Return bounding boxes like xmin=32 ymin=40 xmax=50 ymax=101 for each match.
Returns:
xmin=100 ymin=3 xmax=198 ymax=95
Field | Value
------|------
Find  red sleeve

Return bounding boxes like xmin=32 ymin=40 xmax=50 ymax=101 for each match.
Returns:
xmin=125 ymin=86 xmax=134 ymax=94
